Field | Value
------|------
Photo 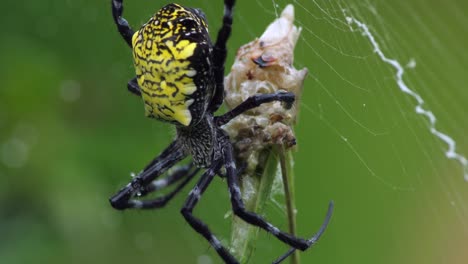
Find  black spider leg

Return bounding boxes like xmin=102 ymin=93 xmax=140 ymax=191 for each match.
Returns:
xmin=140 ymin=162 xmax=195 ymax=195
xmin=217 ymin=160 xmax=247 ymax=179
xmin=209 ymin=0 xmax=236 ymax=112
xmin=129 ymin=167 xmax=201 ymax=209
xmin=272 ymin=201 xmax=334 ymax=264
xmin=111 ymin=0 xmax=133 ymax=47
xmin=110 ymin=0 xmax=142 ymax=97
xmin=181 ymin=161 xmax=240 ymax=264
xmin=215 ymin=91 xmax=295 ymax=126
xmin=127 ymin=77 xmax=141 ymax=96
xmin=110 ymin=141 xmax=187 ymax=210
xmin=221 ymin=134 xmax=334 ymax=262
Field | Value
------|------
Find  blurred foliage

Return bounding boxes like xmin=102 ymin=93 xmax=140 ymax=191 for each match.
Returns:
xmin=1 ymin=0 xmax=468 ymax=264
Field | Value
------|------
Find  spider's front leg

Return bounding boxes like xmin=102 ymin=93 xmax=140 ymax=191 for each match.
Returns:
xmin=110 ymin=141 xmax=188 ymax=210
xmin=220 ymin=134 xmax=334 ymax=263
xmin=180 ymin=161 xmax=240 ymax=264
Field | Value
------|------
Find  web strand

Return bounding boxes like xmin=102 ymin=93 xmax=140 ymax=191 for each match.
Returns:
xmin=345 ymin=14 xmax=468 ymax=181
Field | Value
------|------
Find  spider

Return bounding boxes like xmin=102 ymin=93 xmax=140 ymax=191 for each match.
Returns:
xmin=109 ymin=0 xmax=334 ymax=263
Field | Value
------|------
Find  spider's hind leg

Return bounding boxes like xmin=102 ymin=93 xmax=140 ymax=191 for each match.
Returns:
xmin=209 ymin=0 xmax=236 ymax=112
xmin=127 ymin=77 xmax=141 ymax=96
xmin=111 ymin=0 xmax=134 ymax=47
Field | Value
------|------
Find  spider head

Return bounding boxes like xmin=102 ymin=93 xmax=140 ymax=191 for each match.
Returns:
xmin=132 ymin=3 xmax=215 ymax=127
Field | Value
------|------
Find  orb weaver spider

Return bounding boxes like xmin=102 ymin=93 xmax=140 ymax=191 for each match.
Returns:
xmin=109 ymin=0 xmax=334 ymax=263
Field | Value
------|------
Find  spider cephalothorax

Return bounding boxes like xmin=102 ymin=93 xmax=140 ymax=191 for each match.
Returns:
xmin=110 ymin=1 xmax=333 ymax=263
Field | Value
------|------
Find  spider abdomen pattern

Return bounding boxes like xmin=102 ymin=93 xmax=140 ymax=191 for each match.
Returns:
xmin=110 ymin=0 xmax=333 ymax=263
xmin=132 ymin=3 xmax=214 ymax=126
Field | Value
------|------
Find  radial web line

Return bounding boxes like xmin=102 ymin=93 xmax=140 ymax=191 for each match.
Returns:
xmin=345 ymin=15 xmax=468 ymax=181
xmin=301 ymin=103 xmax=412 ymax=191
xmin=308 ymin=72 xmax=388 ymax=136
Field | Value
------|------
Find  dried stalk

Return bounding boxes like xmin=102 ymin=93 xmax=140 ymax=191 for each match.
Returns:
xmin=223 ymin=5 xmax=307 ymax=264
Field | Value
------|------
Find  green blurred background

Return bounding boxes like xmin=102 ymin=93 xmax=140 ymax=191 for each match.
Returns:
xmin=1 ymin=0 xmax=468 ymax=263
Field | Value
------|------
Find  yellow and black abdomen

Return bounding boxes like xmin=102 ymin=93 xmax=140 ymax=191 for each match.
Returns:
xmin=132 ymin=3 xmax=214 ymax=126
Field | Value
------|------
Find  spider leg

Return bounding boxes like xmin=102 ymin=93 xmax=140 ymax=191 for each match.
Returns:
xmin=140 ymin=162 xmax=195 ymax=195
xmin=209 ymin=0 xmax=236 ymax=112
xmin=110 ymin=141 xmax=187 ymax=210
xmin=127 ymin=167 xmax=201 ymax=209
xmin=111 ymin=0 xmax=134 ymax=47
xmin=215 ymin=91 xmax=295 ymax=126
xmin=272 ymin=201 xmax=334 ymax=264
xmin=221 ymin=137 xmax=334 ymax=259
xmin=216 ymin=160 xmax=246 ymax=179
xmin=181 ymin=161 xmax=240 ymax=264
xmin=127 ymin=77 xmax=141 ymax=96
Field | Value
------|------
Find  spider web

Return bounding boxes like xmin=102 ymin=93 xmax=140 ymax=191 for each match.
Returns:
xmin=1 ymin=1 xmax=467 ymax=264
xmin=225 ymin=0 xmax=468 ymax=263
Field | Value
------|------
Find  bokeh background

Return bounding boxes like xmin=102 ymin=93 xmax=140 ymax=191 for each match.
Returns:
xmin=1 ymin=0 xmax=468 ymax=263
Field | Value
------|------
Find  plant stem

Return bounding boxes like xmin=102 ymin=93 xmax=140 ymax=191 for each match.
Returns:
xmin=277 ymin=145 xmax=299 ymax=264
xmin=231 ymin=148 xmax=278 ymax=263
